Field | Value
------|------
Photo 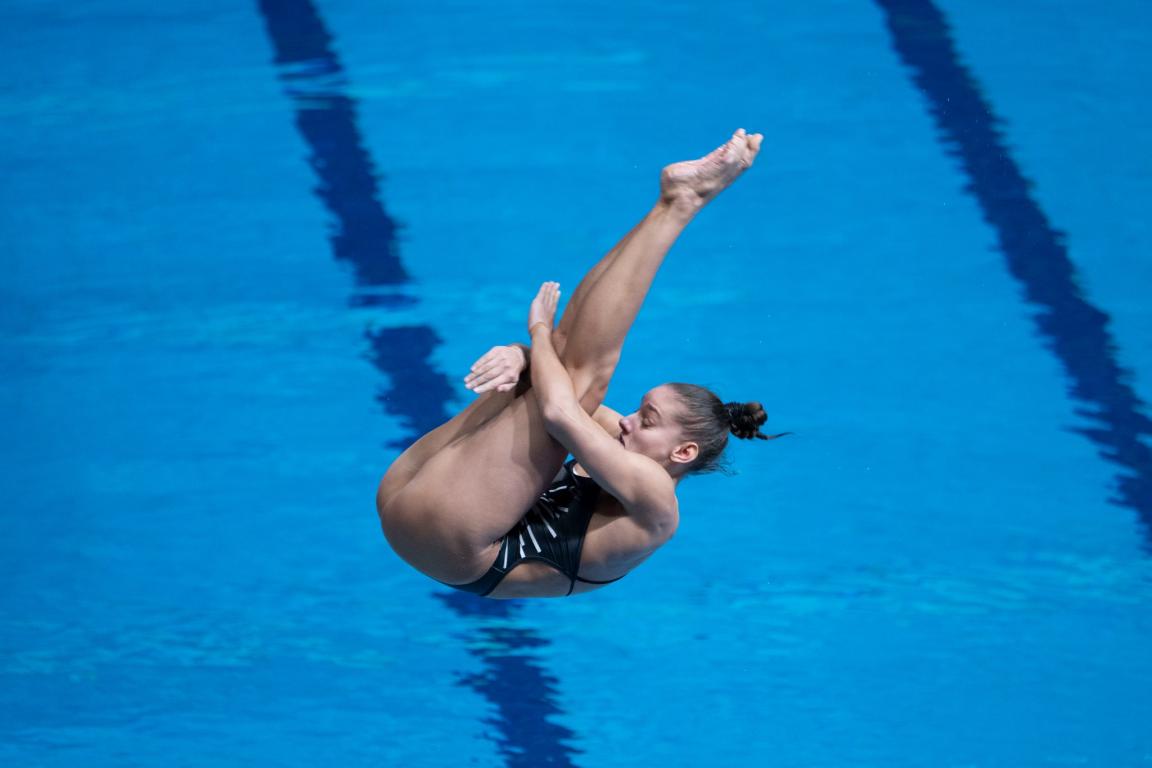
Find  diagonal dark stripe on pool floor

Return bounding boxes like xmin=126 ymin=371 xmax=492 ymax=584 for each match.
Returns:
xmin=257 ymin=0 xmax=406 ymax=293
xmin=874 ymin=0 xmax=1152 ymax=544
xmin=255 ymin=1 xmax=580 ymax=764
xmin=437 ymin=591 xmax=581 ymax=768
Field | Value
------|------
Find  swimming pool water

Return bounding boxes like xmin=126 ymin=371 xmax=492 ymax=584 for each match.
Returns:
xmin=2 ymin=1 xmax=1151 ymax=765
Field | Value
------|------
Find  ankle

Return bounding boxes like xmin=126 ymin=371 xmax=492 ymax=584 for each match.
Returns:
xmin=653 ymin=195 xmax=702 ymax=223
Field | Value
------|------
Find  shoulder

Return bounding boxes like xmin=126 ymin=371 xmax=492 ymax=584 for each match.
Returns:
xmin=614 ymin=456 xmax=679 ymax=540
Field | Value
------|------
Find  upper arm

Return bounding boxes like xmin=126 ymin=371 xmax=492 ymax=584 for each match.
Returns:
xmin=592 ymin=405 xmax=623 ymax=437
xmin=543 ymin=406 xmax=677 ymax=538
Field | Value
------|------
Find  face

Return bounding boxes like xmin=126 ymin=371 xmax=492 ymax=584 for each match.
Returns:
xmin=616 ymin=384 xmax=698 ymax=468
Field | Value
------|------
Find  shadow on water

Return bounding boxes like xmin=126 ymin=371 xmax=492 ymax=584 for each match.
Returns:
xmin=874 ymin=0 xmax=1152 ymax=547
xmin=255 ymin=0 xmax=580 ymax=764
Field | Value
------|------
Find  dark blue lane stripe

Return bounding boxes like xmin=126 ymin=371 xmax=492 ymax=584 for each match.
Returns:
xmin=257 ymin=0 xmax=406 ymax=295
xmin=437 ymin=592 xmax=581 ymax=767
xmin=254 ymin=1 xmax=579 ymax=763
xmin=874 ymin=0 xmax=1152 ymax=542
xmin=362 ymin=325 xmax=457 ymax=447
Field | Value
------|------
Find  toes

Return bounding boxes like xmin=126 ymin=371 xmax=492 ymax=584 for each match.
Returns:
xmin=745 ymin=133 xmax=762 ymax=158
xmin=717 ymin=128 xmax=745 ymax=157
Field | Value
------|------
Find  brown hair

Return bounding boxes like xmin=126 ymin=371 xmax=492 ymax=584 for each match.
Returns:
xmin=666 ymin=383 xmax=791 ymax=475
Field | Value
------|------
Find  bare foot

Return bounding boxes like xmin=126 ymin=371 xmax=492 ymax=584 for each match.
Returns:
xmin=660 ymin=128 xmax=762 ymax=212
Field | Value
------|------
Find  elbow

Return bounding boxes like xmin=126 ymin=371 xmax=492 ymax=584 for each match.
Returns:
xmin=538 ymin=395 xmax=585 ymax=441
xmin=651 ymin=518 xmax=678 ymax=544
xmin=539 ymin=399 xmax=575 ymax=428
xmin=643 ymin=504 xmax=679 ymax=543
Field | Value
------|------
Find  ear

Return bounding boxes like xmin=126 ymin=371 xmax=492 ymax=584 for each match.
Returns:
xmin=670 ymin=441 xmax=699 ymax=466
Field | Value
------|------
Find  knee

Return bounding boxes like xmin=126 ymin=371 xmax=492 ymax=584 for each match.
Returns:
xmin=572 ymin=367 xmax=612 ymax=414
xmin=578 ymin=388 xmax=607 ymax=415
xmin=559 ymin=344 xmax=617 ymax=414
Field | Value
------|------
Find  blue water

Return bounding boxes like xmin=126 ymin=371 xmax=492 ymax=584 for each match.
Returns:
xmin=3 ymin=1 xmax=1151 ymax=765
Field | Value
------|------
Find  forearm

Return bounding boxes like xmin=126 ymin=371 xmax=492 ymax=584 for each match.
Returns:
xmin=529 ymin=326 xmax=581 ymax=419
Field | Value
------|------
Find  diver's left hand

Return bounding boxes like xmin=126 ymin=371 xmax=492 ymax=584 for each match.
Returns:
xmin=464 ymin=345 xmax=527 ymax=394
xmin=527 ymin=281 xmax=560 ymax=335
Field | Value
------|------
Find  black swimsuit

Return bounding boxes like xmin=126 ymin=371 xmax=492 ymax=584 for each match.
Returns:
xmin=448 ymin=460 xmax=625 ymax=597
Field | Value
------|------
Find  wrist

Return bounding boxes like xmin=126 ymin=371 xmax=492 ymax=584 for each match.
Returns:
xmin=529 ymin=322 xmax=551 ymax=336
xmin=506 ymin=342 xmax=529 ymax=369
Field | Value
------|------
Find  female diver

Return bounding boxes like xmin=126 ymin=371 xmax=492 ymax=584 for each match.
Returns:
xmin=375 ymin=129 xmax=786 ymax=598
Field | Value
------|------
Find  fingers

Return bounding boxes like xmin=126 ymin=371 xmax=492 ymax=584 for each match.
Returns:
xmin=467 ymin=370 xmax=515 ymax=393
xmin=470 ymin=370 xmax=518 ymax=393
xmin=465 ymin=360 xmax=504 ymax=386
xmin=528 ymin=281 xmax=562 ymax=333
xmin=468 ymin=357 xmax=501 ymax=379
xmin=463 ymin=371 xmax=493 ymax=389
xmin=541 ymin=281 xmax=560 ymax=309
xmin=537 ymin=281 xmax=560 ymax=302
xmin=464 ymin=357 xmax=499 ymax=387
xmin=468 ymin=351 xmax=498 ymax=374
xmin=471 ymin=378 xmax=513 ymax=394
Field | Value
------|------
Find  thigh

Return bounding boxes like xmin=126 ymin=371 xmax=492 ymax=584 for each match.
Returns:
xmin=375 ymin=388 xmax=518 ymax=513
xmin=380 ymin=389 xmax=570 ymax=583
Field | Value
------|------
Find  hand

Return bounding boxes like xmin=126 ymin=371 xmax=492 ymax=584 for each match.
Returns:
xmin=528 ymin=281 xmax=561 ymax=335
xmin=464 ymin=345 xmax=528 ymax=394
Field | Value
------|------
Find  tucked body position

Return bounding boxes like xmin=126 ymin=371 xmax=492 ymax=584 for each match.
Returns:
xmin=376 ymin=130 xmax=787 ymax=598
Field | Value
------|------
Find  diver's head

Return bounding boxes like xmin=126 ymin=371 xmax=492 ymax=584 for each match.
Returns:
xmin=617 ymin=383 xmax=788 ymax=476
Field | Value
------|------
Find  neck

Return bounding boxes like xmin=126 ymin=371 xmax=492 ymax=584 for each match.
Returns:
xmin=663 ymin=460 xmax=689 ymax=482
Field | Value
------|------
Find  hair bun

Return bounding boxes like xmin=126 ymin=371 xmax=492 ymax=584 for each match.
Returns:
xmin=724 ymin=401 xmax=768 ymax=440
